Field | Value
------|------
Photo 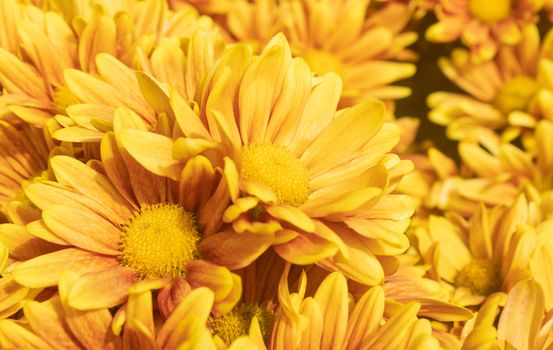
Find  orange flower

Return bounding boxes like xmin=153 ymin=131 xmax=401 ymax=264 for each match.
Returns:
xmin=426 ymin=0 xmax=542 ymax=62
xmin=7 ymin=128 xmax=242 ymax=315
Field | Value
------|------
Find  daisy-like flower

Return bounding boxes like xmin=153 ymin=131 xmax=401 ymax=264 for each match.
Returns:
xmin=6 ymin=123 xmax=243 ymax=315
xmin=221 ymin=0 xmax=417 ymax=106
xmin=426 ymin=0 xmax=543 ymax=62
xmin=270 ymin=265 xmax=442 ymax=349
xmin=0 ymin=0 xmax=217 ymax=127
xmin=53 ymin=27 xmax=223 ymax=143
xmin=412 ymin=198 xmax=536 ymax=309
xmin=428 ymin=24 xmax=553 ymax=141
xmin=122 ymin=34 xmax=415 ymax=287
xmin=460 ymin=280 xmax=551 ymax=350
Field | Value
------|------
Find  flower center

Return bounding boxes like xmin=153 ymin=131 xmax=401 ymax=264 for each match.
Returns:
xmin=302 ymin=50 xmax=344 ymax=76
xmin=52 ymin=84 xmax=80 ymax=114
xmin=211 ymin=304 xmax=274 ymax=345
xmin=455 ymin=259 xmax=501 ymax=295
xmin=119 ymin=203 xmax=200 ymax=279
xmin=469 ymin=0 xmax=511 ymax=22
xmin=494 ymin=75 xmax=538 ymax=115
xmin=241 ymin=143 xmax=310 ymax=207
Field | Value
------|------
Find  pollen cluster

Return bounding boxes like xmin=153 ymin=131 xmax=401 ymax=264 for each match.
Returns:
xmin=241 ymin=143 xmax=310 ymax=207
xmin=455 ymin=259 xmax=501 ymax=296
xmin=211 ymin=304 xmax=274 ymax=344
xmin=119 ymin=203 xmax=200 ymax=278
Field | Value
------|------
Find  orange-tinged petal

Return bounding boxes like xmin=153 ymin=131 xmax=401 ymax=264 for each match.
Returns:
xmin=345 ymin=286 xmax=385 ymax=349
xmin=239 ymin=41 xmax=290 ymax=144
xmin=24 ymin=298 xmax=82 ymax=349
xmin=58 ymin=271 xmax=121 ymax=350
xmin=119 ymin=129 xmax=182 ymax=181
xmin=199 ymin=230 xmax=273 ymax=270
xmin=365 ymin=302 xmax=420 ymax=350
xmin=303 ymin=187 xmax=382 ymax=218
xmin=497 ymin=280 xmax=545 ymax=350
xmin=223 ymin=157 xmax=240 ymax=202
xmin=265 ymin=205 xmax=315 ymax=233
xmin=170 ymin=90 xmax=211 ymax=139
xmin=156 ymin=287 xmax=214 ymax=349
xmin=13 ymin=248 xmax=118 ymax=288
xmin=0 ymin=319 xmax=52 ymax=349
xmin=186 ymin=260 xmax=234 ymax=304
xmin=265 ymin=58 xmax=311 ymax=145
xmin=53 ymin=127 xmax=103 ymax=142
xmin=290 ymin=73 xmax=342 ymax=155
xmin=274 ymin=233 xmax=338 ymax=265
xmin=68 ymin=265 xmax=138 ymax=310
xmin=313 ymin=272 xmax=348 ymax=350
xmin=0 ymin=223 xmax=61 ymax=260
xmin=49 ymin=155 xmax=133 ymax=223
xmin=300 ymin=99 xmax=385 ymax=176
xmin=43 ymin=205 xmax=120 ymax=255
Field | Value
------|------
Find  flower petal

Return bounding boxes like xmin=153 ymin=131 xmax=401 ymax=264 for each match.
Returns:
xmin=68 ymin=265 xmax=138 ymax=310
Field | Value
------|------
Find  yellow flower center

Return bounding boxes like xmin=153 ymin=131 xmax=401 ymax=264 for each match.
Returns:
xmin=494 ymin=76 xmax=538 ymax=115
xmin=119 ymin=203 xmax=200 ymax=279
xmin=241 ymin=143 xmax=310 ymax=207
xmin=469 ymin=0 xmax=511 ymax=22
xmin=211 ymin=304 xmax=274 ymax=345
xmin=302 ymin=50 xmax=344 ymax=76
xmin=455 ymin=259 xmax=501 ymax=295
xmin=52 ymin=85 xmax=80 ymax=114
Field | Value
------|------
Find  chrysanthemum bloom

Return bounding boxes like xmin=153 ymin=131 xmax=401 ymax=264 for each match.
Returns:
xmin=412 ymin=198 xmax=537 ymax=309
xmin=7 ymin=126 xmax=242 ymax=315
xmin=0 ymin=0 xmax=217 ymax=126
xmin=426 ymin=0 xmax=543 ymax=62
xmin=270 ymin=266 xmax=442 ymax=349
xmin=428 ymin=25 xmax=553 ymax=142
xmin=459 ymin=280 xmax=551 ymax=350
xmin=123 ymin=34 xmax=415 ymax=287
xmin=53 ymin=27 xmax=223 ymax=143
xmin=219 ymin=0 xmax=417 ymax=106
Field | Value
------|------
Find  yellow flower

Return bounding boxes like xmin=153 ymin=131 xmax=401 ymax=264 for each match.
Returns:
xmin=122 ymin=34 xmax=415 ymax=287
xmin=52 ymin=27 xmax=223 ymax=143
xmin=271 ymin=265 xmax=442 ymax=349
xmin=412 ymin=198 xmax=537 ymax=308
xmin=460 ymin=280 xmax=550 ymax=350
xmin=6 ymin=127 xmax=243 ymax=315
xmin=426 ymin=0 xmax=543 ymax=62
xmin=428 ymin=24 xmax=553 ymax=141
xmin=222 ymin=0 xmax=417 ymax=106
xmin=0 ymin=0 xmax=217 ymax=127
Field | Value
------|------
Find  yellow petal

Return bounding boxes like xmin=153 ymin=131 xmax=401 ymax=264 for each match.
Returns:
xmin=300 ymin=99 xmax=385 ymax=177
xmin=497 ymin=280 xmax=545 ymax=350
xmin=118 ymin=129 xmax=182 ymax=181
